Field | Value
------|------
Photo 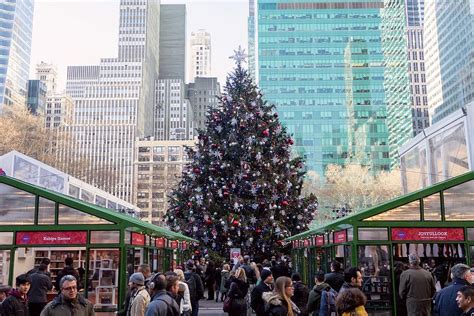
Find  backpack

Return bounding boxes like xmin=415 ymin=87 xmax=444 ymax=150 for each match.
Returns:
xmin=319 ymin=288 xmax=337 ymax=316
xmin=155 ymin=296 xmax=180 ymax=316
xmin=185 ymin=272 xmax=198 ymax=301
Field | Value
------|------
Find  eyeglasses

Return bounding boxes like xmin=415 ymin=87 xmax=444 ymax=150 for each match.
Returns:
xmin=62 ymin=286 xmax=77 ymax=292
xmin=285 ymin=285 xmax=293 ymax=288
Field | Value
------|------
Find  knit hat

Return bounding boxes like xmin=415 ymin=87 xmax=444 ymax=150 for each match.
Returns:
xmin=0 ymin=284 xmax=10 ymax=294
xmin=261 ymin=269 xmax=272 ymax=282
xmin=129 ymin=272 xmax=145 ymax=286
xmin=186 ymin=259 xmax=195 ymax=269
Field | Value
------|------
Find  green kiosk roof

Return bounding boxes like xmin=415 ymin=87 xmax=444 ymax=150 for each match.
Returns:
xmin=0 ymin=175 xmax=197 ymax=242
xmin=286 ymin=171 xmax=474 ymax=241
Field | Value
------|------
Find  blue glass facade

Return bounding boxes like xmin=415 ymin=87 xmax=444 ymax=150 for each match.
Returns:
xmin=256 ymin=0 xmax=411 ymax=176
xmin=0 ymin=0 xmax=34 ymax=108
xmin=26 ymin=80 xmax=46 ymax=115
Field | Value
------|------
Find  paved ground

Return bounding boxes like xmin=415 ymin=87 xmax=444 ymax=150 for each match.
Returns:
xmin=199 ymin=298 xmax=226 ymax=316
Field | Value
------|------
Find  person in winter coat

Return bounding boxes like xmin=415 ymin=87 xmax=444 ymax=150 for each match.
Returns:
xmin=306 ymin=271 xmax=331 ymax=316
xmin=145 ymin=274 xmax=179 ymax=316
xmin=2 ymin=274 xmax=30 ymax=316
xmin=263 ymin=276 xmax=301 ymax=316
xmin=127 ymin=272 xmax=150 ymax=316
xmin=205 ymin=261 xmax=216 ymax=300
xmin=28 ymin=263 xmax=53 ymax=316
xmin=40 ymin=274 xmax=94 ymax=316
xmin=214 ymin=264 xmax=222 ymax=303
xmin=291 ymin=273 xmax=309 ymax=316
xmin=399 ymin=253 xmax=436 ymax=316
xmin=226 ymin=267 xmax=249 ymax=316
xmin=250 ymin=269 xmax=273 ymax=316
xmin=335 ymin=287 xmax=368 ymax=316
xmin=339 ymin=267 xmax=363 ymax=294
xmin=433 ymin=263 xmax=473 ymax=316
xmin=393 ymin=261 xmax=407 ymax=316
xmin=324 ymin=261 xmax=344 ymax=293
xmin=220 ymin=264 xmax=231 ymax=302
xmin=174 ymin=269 xmax=192 ymax=316
xmin=55 ymin=257 xmax=80 ymax=291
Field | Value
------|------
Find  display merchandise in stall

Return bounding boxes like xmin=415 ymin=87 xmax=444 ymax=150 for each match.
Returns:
xmin=0 ymin=175 xmax=196 ymax=314
xmin=287 ymin=171 xmax=474 ymax=316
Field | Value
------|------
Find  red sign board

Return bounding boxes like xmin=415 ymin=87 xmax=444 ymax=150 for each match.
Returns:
xmin=334 ymin=230 xmax=347 ymax=243
xmin=182 ymin=241 xmax=187 ymax=250
xmin=170 ymin=241 xmax=178 ymax=249
xmin=392 ymin=228 xmax=464 ymax=241
xmin=156 ymin=238 xmax=165 ymax=248
xmin=303 ymin=239 xmax=310 ymax=247
xmin=131 ymin=232 xmax=145 ymax=246
xmin=16 ymin=231 xmax=87 ymax=245
xmin=316 ymin=236 xmax=324 ymax=246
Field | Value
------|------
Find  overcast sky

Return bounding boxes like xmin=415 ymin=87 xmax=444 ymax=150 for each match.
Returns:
xmin=29 ymin=0 xmax=248 ymax=90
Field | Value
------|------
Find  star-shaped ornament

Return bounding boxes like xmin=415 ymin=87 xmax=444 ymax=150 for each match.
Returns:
xmin=229 ymin=45 xmax=248 ymax=65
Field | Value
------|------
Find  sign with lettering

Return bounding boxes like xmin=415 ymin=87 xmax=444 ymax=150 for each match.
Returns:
xmin=131 ymin=232 xmax=145 ymax=246
xmin=391 ymin=228 xmax=464 ymax=241
xmin=16 ymin=231 xmax=87 ymax=245
xmin=170 ymin=240 xmax=178 ymax=249
xmin=156 ymin=238 xmax=165 ymax=248
xmin=316 ymin=235 xmax=324 ymax=246
xmin=303 ymin=239 xmax=310 ymax=247
xmin=334 ymin=230 xmax=347 ymax=243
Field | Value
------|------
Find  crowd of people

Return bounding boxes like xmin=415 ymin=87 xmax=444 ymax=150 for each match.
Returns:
xmin=2 ymin=253 xmax=474 ymax=316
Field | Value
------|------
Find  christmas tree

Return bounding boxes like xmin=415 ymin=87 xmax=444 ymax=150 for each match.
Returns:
xmin=165 ymin=47 xmax=318 ymax=258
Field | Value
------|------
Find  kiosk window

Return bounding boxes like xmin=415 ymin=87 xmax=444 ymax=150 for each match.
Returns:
xmin=444 ymin=180 xmax=474 ymax=221
xmin=90 ymin=231 xmax=120 ymax=244
xmin=364 ymin=200 xmax=420 ymax=221
xmin=87 ymin=249 xmax=120 ymax=310
xmin=38 ymin=197 xmax=55 ymax=225
xmin=0 ymin=184 xmax=35 ymax=225
xmin=58 ymin=205 xmax=112 ymax=225
xmin=468 ymin=229 xmax=474 ymax=240
xmin=0 ymin=250 xmax=10 ymax=285
xmin=423 ymin=193 xmax=441 ymax=221
xmin=358 ymin=228 xmax=388 ymax=240
xmin=0 ymin=232 xmax=13 ymax=244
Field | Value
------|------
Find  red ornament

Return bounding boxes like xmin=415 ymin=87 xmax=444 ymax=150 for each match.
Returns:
xmin=281 ymin=200 xmax=289 ymax=207
xmin=193 ymin=168 xmax=200 ymax=174
xmin=232 ymin=220 xmax=239 ymax=226
xmin=287 ymin=139 xmax=294 ymax=145
xmin=262 ymin=129 xmax=270 ymax=137
xmin=187 ymin=202 xmax=192 ymax=207
xmin=223 ymin=190 xmax=230 ymax=197
xmin=256 ymin=228 xmax=262 ymax=234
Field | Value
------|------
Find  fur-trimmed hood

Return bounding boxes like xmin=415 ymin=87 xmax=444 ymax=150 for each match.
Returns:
xmin=262 ymin=292 xmax=301 ymax=313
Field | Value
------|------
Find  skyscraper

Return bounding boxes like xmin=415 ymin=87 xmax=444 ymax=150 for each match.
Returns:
xmin=159 ymin=5 xmax=186 ymax=80
xmin=35 ymin=62 xmax=58 ymax=95
xmin=248 ymin=0 xmax=257 ymax=80
xmin=65 ymin=0 xmax=160 ymax=201
xmin=0 ymin=0 xmax=34 ymax=108
xmin=186 ymin=77 xmax=221 ymax=132
xmin=189 ymin=30 xmax=211 ymax=80
xmin=424 ymin=0 xmax=474 ymax=123
xmin=405 ymin=0 xmax=429 ymax=136
xmin=255 ymin=0 xmax=411 ymax=177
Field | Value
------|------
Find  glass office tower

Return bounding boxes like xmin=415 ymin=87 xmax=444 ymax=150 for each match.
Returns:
xmin=256 ymin=0 xmax=411 ymax=177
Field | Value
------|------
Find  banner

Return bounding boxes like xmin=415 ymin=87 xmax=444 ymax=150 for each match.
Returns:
xmin=156 ymin=238 xmax=165 ymax=248
xmin=230 ymin=248 xmax=241 ymax=264
xmin=316 ymin=235 xmax=324 ymax=246
xmin=303 ymin=239 xmax=310 ymax=247
xmin=170 ymin=241 xmax=178 ymax=249
xmin=131 ymin=232 xmax=145 ymax=246
xmin=391 ymin=228 xmax=464 ymax=241
xmin=16 ymin=231 xmax=87 ymax=245
xmin=334 ymin=230 xmax=347 ymax=243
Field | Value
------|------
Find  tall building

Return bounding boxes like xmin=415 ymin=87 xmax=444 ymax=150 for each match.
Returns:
xmin=159 ymin=5 xmax=186 ymax=80
xmin=45 ymin=94 xmax=73 ymax=129
xmin=0 ymin=0 xmax=34 ymax=108
xmin=186 ymin=77 xmax=221 ymax=132
xmin=65 ymin=0 xmax=160 ymax=201
xmin=248 ymin=0 xmax=257 ymax=80
xmin=405 ymin=0 xmax=429 ymax=136
xmin=35 ymin=62 xmax=58 ymax=95
xmin=26 ymin=80 xmax=47 ymax=115
xmin=424 ymin=0 xmax=474 ymax=123
xmin=189 ymin=30 xmax=211 ymax=80
xmin=134 ymin=139 xmax=195 ymax=225
xmin=154 ymin=79 xmax=194 ymax=141
xmin=255 ymin=0 xmax=412 ymax=177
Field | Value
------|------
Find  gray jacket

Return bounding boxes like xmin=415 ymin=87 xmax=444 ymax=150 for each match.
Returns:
xmin=29 ymin=271 xmax=53 ymax=303
xmin=145 ymin=291 xmax=179 ymax=316
xmin=40 ymin=294 xmax=94 ymax=316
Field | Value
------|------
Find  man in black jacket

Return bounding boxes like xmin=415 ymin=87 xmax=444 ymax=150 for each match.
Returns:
xmin=28 ymin=263 xmax=53 ymax=316
xmin=324 ymin=261 xmax=344 ymax=292
xmin=2 ymin=274 xmax=30 ymax=316
xmin=251 ymin=269 xmax=273 ymax=316
xmin=55 ymin=257 xmax=79 ymax=291
xmin=184 ymin=260 xmax=204 ymax=316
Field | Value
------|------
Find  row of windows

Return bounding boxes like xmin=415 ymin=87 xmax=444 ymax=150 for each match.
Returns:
xmin=261 ymin=24 xmax=380 ymax=32
xmin=260 ymin=13 xmax=380 ymax=20
xmin=259 ymin=36 xmax=381 ymax=44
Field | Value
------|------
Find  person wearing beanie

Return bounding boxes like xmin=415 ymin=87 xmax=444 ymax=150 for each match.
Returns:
xmin=184 ymin=259 xmax=204 ymax=316
xmin=2 ymin=274 xmax=30 ymax=316
xmin=251 ymin=269 xmax=274 ymax=316
xmin=128 ymin=272 xmax=150 ymax=316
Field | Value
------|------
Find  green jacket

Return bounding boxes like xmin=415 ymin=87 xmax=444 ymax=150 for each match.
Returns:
xmin=40 ymin=294 xmax=94 ymax=316
xmin=306 ymin=282 xmax=331 ymax=314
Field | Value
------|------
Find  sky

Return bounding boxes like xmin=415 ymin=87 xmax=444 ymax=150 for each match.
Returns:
xmin=29 ymin=0 xmax=249 ymax=90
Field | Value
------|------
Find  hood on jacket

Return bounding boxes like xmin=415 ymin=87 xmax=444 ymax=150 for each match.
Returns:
xmin=50 ymin=293 xmax=89 ymax=309
xmin=263 ymin=292 xmax=283 ymax=306
xmin=8 ymin=289 xmax=27 ymax=301
xmin=313 ymin=282 xmax=331 ymax=292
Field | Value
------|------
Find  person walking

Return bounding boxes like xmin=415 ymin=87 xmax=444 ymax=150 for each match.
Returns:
xmin=174 ymin=269 xmax=192 ymax=316
xmin=324 ymin=261 xmax=344 ymax=293
xmin=184 ymin=260 xmax=203 ymax=316
xmin=393 ymin=261 xmax=407 ymax=316
xmin=28 ymin=263 xmax=53 ymax=316
xmin=205 ymin=261 xmax=216 ymax=300
xmin=250 ymin=269 xmax=273 ymax=316
xmin=339 ymin=267 xmax=363 ymax=294
xmin=335 ymin=287 xmax=368 ymax=316
xmin=40 ymin=274 xmax=94 ymax=316
xmin=307 ymin=271 xmax=331 ymax=316
xmin=226 ymin=267 xmax=249 ymax=316
xmin=220 ymin=264 xmax=231 ymax=302
xmin=127 ymin=272 xmax=150 ymax=316
xmin=2 ymin=274 xmax=30 ymax=316
xmin=291 ymin=273 xmax=309 ymax=316
xmin=55 ymin=257 xmax=80 ymax=291
xmin=263 ymin=276 xmax=301 ymax=316
xmin=399 ymin=253 xmax=436 ymax=316
xmin=145 ymin=274 xmax=179 ymax=316
xmin=433 ymin=263 xmax=473 ymax=316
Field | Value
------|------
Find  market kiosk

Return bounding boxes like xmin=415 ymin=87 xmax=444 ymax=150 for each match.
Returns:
xmin=0 ymin=175 xmax=196 ymax=314
xmin=288 ymin=171 xmax=474 ymax=316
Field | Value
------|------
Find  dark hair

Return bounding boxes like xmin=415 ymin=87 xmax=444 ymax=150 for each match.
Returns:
xmin=344 ymin=267 xmax=361 ymax=284
xmin=291 ymin=272 xmax=301 ymax=282
xmin=458 ymin=286 xmax=474 ymax=299
xmin=38 ymin=263 xmax=48 ymax=272
xmin=65 ymin=257 xmax=74 ymax=266
xmin=331 ymin=261 xmax=342 ymax=272
xmin=151 ymin=273 xmax=167 ymax=291
xmin=166 ymin=275 xmax=179 ymax=291
xmin=40 ymin=258 xmax=50 ymax=265
xmin=335 ymin=288 xmax=367 ymax=314
xmin=316 ymin=271 xmax=325 ymax=283
xmin=16 ymin=274 xmax=31 ymax=286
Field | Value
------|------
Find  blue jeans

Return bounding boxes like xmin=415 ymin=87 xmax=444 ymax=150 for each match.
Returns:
xmin=191 ymin=300 xmax=199 ymax=316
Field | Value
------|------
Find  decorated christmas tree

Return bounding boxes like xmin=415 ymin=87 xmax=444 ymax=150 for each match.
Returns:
xmin=165 ymin=47 xmax=318 ymax=258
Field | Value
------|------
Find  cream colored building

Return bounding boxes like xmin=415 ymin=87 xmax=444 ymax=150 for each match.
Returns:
xmin=189 ymin=30 xmax=211 ymax=80
xmin=134 ymin=138 xmax=195 ymax=226
xmin=45 ymin=93 xmax=73 ymax=128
